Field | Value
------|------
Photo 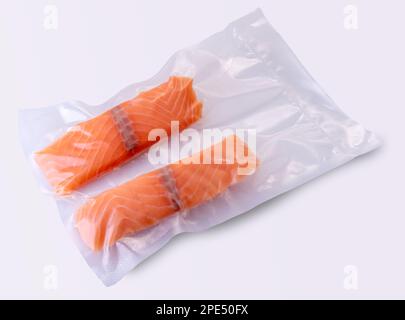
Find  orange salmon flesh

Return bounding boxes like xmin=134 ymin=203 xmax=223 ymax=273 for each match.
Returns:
xmin=75 ymin=135 xmax=259 ymax=251
xmin=34 ymin=76 xmax=203 ymax=195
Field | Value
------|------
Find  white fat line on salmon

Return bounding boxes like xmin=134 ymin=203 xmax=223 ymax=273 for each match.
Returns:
xmin=156 ymin=304 xmax=190 ymax=318
xmin=159 ymin=166 xmax=183 ymax=211
xmin=110 ymin=106 xmax=138 ymax=152
xmin=148 ymin=121 xmax=257 ymax=174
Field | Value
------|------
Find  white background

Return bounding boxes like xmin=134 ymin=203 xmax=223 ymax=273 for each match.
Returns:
xmin=1 ymin=0 xmax=404 ymax=299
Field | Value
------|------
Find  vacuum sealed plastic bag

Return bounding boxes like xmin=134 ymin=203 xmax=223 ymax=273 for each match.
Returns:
xmin=19 ymin=9 xmax=380 ymax=286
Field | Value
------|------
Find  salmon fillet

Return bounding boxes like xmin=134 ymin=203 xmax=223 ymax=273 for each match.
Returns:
xmin=75 ymin=135 xmax=259 ymax=251
xmin=35 ymin=76 xmax=203 ymax=195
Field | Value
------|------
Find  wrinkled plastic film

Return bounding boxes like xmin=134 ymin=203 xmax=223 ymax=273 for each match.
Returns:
xmin=19 ymin=9 xmax=380 ymax=286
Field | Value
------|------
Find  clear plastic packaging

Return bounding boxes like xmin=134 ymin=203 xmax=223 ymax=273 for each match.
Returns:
xmin=19 ymin=9 xmax=380 ymax=286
